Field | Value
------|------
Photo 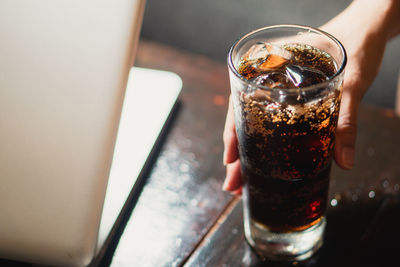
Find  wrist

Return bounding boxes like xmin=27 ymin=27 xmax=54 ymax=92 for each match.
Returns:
xmin=321 ymin=0 xmax=400 ymax=43
xmin=351 ymin=0 xmax=400 ymax=41
xmin=384 ymin=0 xmax=400 ymax=40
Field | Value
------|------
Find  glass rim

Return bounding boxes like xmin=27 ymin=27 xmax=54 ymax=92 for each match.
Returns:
xmin=227 ymin=24 xmax=347 ymax=93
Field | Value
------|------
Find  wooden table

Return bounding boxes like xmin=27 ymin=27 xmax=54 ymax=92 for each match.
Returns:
xmin=3 ymin=41 xmax=400 ymax=267
xmin=106 ymin=41 xmax=400 ymax=267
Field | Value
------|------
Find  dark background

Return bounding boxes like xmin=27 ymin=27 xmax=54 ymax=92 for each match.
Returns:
xmin=140 ymin=0 xmax=400 ymax=109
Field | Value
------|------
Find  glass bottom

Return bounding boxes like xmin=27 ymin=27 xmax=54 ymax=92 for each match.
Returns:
xmin=244 ymin=216 xmax=326 ymax=261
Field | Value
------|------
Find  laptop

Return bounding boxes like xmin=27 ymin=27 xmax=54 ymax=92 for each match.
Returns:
xmin=0 ymin=1 xmax=181 ymax=266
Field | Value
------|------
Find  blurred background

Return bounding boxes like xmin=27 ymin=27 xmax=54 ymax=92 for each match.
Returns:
xmin=140 ymin=0 xmax=400 ymax=109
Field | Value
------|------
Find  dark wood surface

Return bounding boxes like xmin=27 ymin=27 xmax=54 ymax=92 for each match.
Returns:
xmin=2 ymin=40 xmax=400 ymax=267
xmin=185 ymin=104 xmax=400 ymax=267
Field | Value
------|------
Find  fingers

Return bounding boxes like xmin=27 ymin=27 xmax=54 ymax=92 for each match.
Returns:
xmin=334 ymin=76 xmax=362 ymax=170
xmin=222 ymin=95 xmax=243 ymax=194
xmin=223 ymin=96 xmax=239 ymax=165
xmin=222 ymin=159 xmax=242 ymax=194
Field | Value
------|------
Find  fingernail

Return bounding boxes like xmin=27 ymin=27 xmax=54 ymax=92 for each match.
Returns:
xmin=223 ymin=150 xmax=227 ymax=166
xmin=222 ymin=178 xmax=230 ymax=191
xmin=342 ymin=147 xmax=355 ymax=169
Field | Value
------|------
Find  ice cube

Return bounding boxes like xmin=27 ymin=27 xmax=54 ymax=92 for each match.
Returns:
xmin=252 ymin=72 xmax=296 ymax=89
xmin=252 ymin=74 xmax=275 ymax=87
xmin=285 ymin=64 xmax=328 ymax=87
xmin=243 ymin=42 xmax=292 ymax=71
xmin=244 ymin=42 xmax=270 ymax=61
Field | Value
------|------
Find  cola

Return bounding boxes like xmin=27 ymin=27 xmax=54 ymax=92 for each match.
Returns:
xmin=236 ymin=43 xmax=341 ymax=232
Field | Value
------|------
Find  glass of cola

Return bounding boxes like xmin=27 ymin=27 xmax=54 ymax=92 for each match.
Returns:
xmin=227 ymin=25 xmax=346 ymax=261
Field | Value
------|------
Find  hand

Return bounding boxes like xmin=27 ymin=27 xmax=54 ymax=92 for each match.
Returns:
xmin=222 ymin=95 xmax=241 ymax=193
xmin=222 ymin=0 xmax=400 ymax=194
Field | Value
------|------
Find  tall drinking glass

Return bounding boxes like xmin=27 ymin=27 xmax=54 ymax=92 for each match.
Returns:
xmin=227 ymin=25 xmax=346 ymax=261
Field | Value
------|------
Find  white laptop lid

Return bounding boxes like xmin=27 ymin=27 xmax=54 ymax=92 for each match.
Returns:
xmin=0 ymin=1 xmax=158 ymax=266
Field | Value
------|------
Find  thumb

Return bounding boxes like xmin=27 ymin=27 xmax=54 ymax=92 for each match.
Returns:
xmin=334 ymin=82 xmax=361 ymax=170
